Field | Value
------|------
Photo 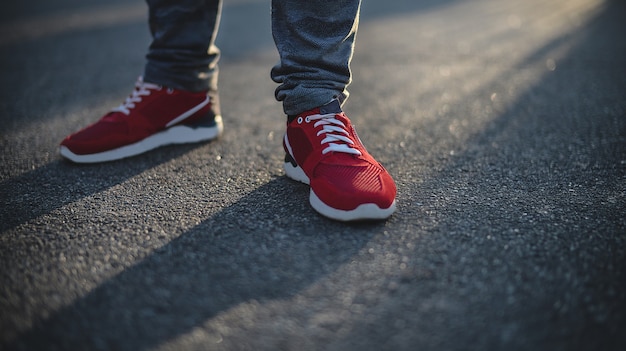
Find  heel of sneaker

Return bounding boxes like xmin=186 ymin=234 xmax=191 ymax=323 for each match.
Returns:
xmin=283 ymin=153 xmax=310 ymax=185
xmin=173 ymin=114 xmax=224 ymax=141
xmin=165 ymin=114 xmax=223 ymax=144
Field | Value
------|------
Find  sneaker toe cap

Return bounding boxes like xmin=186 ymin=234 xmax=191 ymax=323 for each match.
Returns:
xmin=311 ymin=166 xmax=396 ymax=211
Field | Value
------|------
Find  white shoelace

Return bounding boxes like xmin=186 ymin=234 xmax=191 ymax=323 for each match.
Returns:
xmin=304 ymin=113 xmax=362 ymax=156
xmin=112 ymin=78 xmax=161 ymax=115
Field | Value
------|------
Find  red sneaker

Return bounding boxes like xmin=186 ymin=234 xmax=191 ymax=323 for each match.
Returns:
xmin=283 ymin=100 xmax=397 ymax=221
xmin=59 ymin=77 xmax=223 ymax=163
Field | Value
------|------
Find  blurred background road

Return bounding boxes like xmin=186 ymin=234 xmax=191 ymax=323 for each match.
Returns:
xmin=1 ymin=0 xmax=625 ymax=350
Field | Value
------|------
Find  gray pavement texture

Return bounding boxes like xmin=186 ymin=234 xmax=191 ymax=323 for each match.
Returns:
xmin=1 ymin=0 xmax=625 ymax=350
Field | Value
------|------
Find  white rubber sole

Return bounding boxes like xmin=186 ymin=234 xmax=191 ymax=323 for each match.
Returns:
xmin=60 ymin=115 xmax=223 ymax=163
xmin=284 ymin=161 xmax=396 ymax=221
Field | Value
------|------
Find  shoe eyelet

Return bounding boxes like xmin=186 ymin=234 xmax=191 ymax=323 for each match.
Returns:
xmin=167 ymin=88 xmax=174 ymax=94
xmin=297 ymin=117 xmax=303 ymax=124
xmin=305 ymin=116 xmax=310 ymax=123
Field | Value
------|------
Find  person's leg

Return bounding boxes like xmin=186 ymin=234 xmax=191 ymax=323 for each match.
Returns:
xmin=270 ymin=0 xmax=360 ymax=115
xmin=144 ymin=0 xmax=222 ymax=92
xmin=272 ymin=0 xmax=397 ymax=221
xmin=59 ymin=0 xmax=224 ymax=163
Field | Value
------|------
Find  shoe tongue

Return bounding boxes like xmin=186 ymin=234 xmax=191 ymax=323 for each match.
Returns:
xmin=318 ymin=99 xmax=342 ymax=115
xmin=288 ymin=99 xmax=343 ymax=122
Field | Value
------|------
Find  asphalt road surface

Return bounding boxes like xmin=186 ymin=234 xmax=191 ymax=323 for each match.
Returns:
xmin=1 ymin=0 xmax=625 ymax=350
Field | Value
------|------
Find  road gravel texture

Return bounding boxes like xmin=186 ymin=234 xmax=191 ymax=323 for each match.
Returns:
xmin=1 ymin=0 xmax=625 ymax=350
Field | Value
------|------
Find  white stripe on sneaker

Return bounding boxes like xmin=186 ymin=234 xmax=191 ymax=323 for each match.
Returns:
xmin=165 ymin=96 xmax=211 ymax=127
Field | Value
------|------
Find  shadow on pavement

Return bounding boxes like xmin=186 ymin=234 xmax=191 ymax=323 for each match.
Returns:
xmin=0 ymin=142 xmax=212 ymax=233
xmin=5 ymin=178 xmax=383 ymax=351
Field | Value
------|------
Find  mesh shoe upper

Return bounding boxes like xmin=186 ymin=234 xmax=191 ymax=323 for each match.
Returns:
xmin=284 ymin=100 xmax=396 ymax=218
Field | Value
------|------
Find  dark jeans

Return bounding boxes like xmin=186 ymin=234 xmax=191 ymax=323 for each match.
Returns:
xmin=144 ymin=0 xmax=361 ymax=115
